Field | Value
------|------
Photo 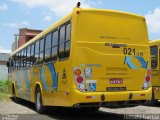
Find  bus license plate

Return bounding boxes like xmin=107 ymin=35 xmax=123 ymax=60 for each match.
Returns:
xmin=106 ymin=87 xmax=126 ymax=91
xmin=110 ymin=78 xmax=123 ymax=84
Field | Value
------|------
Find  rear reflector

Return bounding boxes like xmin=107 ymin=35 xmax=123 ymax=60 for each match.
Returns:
xmin=140 ymin=94 xmax=145 ymax=96
xmin=86 ymin=96 xmax=92 ymax=99
xmin=79 ymin=83 xmax=85 ymax=90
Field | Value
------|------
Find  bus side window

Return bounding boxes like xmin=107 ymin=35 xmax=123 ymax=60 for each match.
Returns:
xmin=30 ymin=44 xmax=35 ymax=66
xmin=65 ymin=23 xmax=71 ymax=58
xmin=19 ymin=52 xmax=21 ymax=69
xmin=8 ymin=58 xmax=11 ymax=73
xmin=58 ymin=22 xmax=71 ymax=60
xmin=27 ymin=46 xmax=31 ymax=68
xmin=59 ymin=26 xmax=65 ymax=59
xmin=20 ymin=50 xmax=24 ymax=69
xmin=35 ymin=41 xmax=40 ymax=65
xmin=150 ymin=45 xmax=158 ymax=69
xmin=45 ymin=33 xmax=52 ymax=62
xmin=39 ymin=38 xmax=45 ymax=64
xmin=19 ymin=51 xmax=21 ymax=69
xmin=15 ymin=53 xmax=17 ymax=70
xmin=23 ymin=48 xmax=27 ymax=68
xmin=51 ymin=30 xmax=58 ymax=61
xmin=12 ymin=56 xmax=15 ymax=71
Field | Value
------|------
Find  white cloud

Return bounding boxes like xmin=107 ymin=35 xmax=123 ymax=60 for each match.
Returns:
xmin=3 ymin=23 xmax=19 ymax=28
xmin=3 ymin=20 xmax=30 ymax=28
xmin=43 ymin=15 xmax=52 ymax=22
xmin=0 ymin=46 xmax=11 ymax=53
xmin=12 ymin=0 xmax=91 ymax=17
xmin=0 ymin=3 xmax=8 ymax=11
xmin=145 ymin=8 xmax=160 ymax=33
xmin=21 ymin=21 xmax=30 ymax=26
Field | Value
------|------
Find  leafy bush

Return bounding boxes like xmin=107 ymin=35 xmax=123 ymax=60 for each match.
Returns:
xmin=0 ymin=80 xmax=8 ymax=93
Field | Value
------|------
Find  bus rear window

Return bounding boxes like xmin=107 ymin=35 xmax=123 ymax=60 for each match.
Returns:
xmin=150 ymin=45 xmax=158 ymax=69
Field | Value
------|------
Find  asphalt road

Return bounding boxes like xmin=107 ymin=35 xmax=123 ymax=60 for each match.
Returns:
xmin=0 ymin=99 xmax=160 ymax=120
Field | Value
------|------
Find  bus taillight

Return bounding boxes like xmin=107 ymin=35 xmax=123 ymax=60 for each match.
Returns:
xmin=145 ymin=76 xmax=150 ymax=82
xmin=74 ymin=69 xmax=81 ymax=76
xmin=77 ymin=76 xmax=83 ymax=83
xmin=142 ymin=69 xmax=151 ymax=90
xmin=147 ymin=69 xmax=152 ymax=76
xmin=74 ymin=67 xmax=86 ymax=91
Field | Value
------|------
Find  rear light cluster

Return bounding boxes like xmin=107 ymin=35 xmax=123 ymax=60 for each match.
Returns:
xmin=74 ymin=68 xmax=86 ymax=91
xmin=143 ymin=69 xmax=151 ymax=90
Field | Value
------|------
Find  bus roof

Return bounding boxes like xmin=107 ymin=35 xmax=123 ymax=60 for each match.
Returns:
xmin=10 ymin=8 xmax=144 ymax=57
xmin=149 ymin=39 xmax=160 ymax=45
xmin=79 ymin=8 xmax=144 ymax=19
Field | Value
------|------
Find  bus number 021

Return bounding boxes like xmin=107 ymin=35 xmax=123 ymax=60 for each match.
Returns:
xmin=123 ymin=48 xmax=136 ymax=55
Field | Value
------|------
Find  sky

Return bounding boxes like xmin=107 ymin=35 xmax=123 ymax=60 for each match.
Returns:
xmin=0 ymin=0 xmax=160 ymax=53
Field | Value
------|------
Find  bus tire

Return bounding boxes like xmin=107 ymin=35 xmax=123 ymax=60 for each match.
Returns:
xmin=12 ymin=84 xmax=20 ymax=103
xmin=35 ymin=87 xmax=46 ymax=114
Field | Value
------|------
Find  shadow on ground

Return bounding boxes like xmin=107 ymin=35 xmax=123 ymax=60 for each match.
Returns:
xmin=10 ymin=97 xmax=153 ymax=120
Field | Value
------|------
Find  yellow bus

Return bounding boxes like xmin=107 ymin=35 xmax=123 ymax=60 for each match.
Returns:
xmin=150 ymin=40 xmax=160 ymax=105
xmin=7 ymin=5 xmax=152 ymax=113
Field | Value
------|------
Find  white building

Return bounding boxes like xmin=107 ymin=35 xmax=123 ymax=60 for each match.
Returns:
xmin=0 ymin=52 xmax=10 ymax=80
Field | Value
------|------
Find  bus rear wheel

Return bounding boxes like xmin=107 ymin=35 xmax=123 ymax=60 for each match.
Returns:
xmin=35 ymin=87 xmax=46 ymax=114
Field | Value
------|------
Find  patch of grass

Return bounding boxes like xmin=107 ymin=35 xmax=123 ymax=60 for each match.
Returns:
xmin=0 ymin=80 xmax=8 ymax=93
xmin=0 ymin=80 xmax=10 ymax=101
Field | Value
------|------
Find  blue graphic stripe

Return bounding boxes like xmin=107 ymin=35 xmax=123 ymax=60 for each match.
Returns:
xmin=20 ymin=91 xmax=23 ymax=98
xmin=47 ymin=63 xmax=58 ymax=90
xmin=40 ymin=66 xmax=50 ymax=91
xmin=17 ymin=71 xmax=23 ymax=98
xmin=22 ymin=70 xmax=30 ymax=100
xmin=135 ymin=56 xmax=148 ymax=69
xmin=124 ymin=56 xmax=137 ymax=69
xmin=124 ymin=56 xmax=148 ymax=69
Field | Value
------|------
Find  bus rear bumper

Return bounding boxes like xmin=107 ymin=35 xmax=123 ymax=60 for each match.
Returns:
xmin=70 ymin=87 xmax=152 ymax=107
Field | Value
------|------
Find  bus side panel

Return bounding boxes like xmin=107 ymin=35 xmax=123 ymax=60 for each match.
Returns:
xmin=41 ymin=61 xmax=73 ymax=106
xmin=14 ymin=71 xmax=26 ymax=99
xmin=21 ymin=69 xmax=32 ymax=101
xmin=30 ymin=66 xmax=42 ymax=102
xmin=8 ymin=68 xmax=35 ymax=102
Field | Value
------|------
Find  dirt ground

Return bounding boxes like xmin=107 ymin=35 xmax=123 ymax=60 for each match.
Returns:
xmin=0 ymin=99 xmax=160 ymax=120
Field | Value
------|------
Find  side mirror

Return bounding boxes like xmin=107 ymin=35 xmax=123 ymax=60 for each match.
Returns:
xmin=6 ymin=61 xmax=10 ymax=67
